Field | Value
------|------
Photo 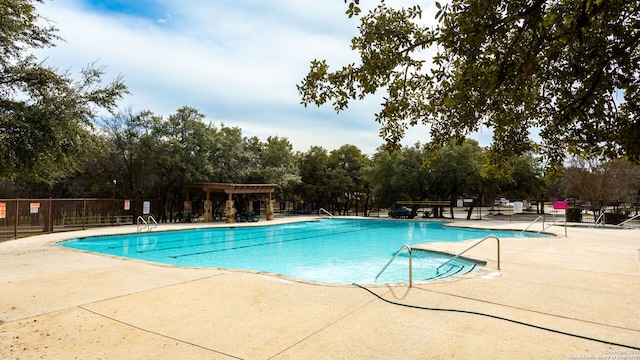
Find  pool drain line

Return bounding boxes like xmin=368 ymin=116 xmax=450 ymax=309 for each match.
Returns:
xmin=353 ymin=283 xmax=640 ymax=351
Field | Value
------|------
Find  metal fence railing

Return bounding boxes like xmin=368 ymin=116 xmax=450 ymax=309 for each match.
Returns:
xmin=370 ymin=204 xmax=640 ymax=229
xmin=0 ymin=198 xmax=161 ymax=241
xmin=3 ymin=200 xmax=638 ymax=241
xmin=479 ymin=206 xmax=640 ymax=228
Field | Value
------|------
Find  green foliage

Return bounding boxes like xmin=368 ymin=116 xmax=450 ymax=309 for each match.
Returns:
xmin=0 ymin=0 xmax=128 ymax=182
xmin=246 ymin=136 xmax=301 ymax=203
xmin=426 ymin=139 xmax=483 ymax=201
xmin=94 ymin=109 xmax=159 ymax=198
xmin=368 ymin=143 xmax=431 ymax=205
xmin=344 ymin=0 xmax=361 ymax=18
xmin=368 ymin=139 xmax=545 ymax=208
xmin=481 ymin=150 xmax=546 ymax=201
xmin=294 ymin=144 xmax=372 ymax=213
xmin=72 ymin=108 xmax=303 ymax=208
xmin=0 ymin=0 xmax=59 ymax=64
xmin=297 ymin=146 xmax=330 ymax=207
xmin=299 ymin=0 xmax=640 ymax=169
xmin=249 ymin=136 xmax=299 ymax=186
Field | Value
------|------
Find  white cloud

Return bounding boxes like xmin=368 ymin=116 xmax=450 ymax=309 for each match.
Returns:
xmin=35 ymin=0 xmax=447 ymax=155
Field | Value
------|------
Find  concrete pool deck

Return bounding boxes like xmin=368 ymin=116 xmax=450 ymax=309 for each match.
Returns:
xmin=1 ymin=217 xmax=638 ymax=359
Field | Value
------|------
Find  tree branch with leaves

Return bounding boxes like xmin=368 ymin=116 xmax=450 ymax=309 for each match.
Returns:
xmin=1 ymin=0 xmax=128 ymax=182
xmin=299 ymin=0 xmax=640 ymax=169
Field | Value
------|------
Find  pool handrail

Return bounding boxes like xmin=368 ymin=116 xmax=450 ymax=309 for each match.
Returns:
xmin=148 ymin=215 xmax=158 ymax=230
xmin=319 ymin=208 xmax=333 ymax=217
xmin=595 ymin=213 xmax=606 ymax=227
xmin=137 ymin=216 xmax=148 ymax=232
xmin=437 ymin=235 xmax=500 ymax=273
xmin=375 ymin=244 xmax=413 ymax=287
xmin=522 ymin=216 xmax=544 ymax=233
xmin=617 ymin=213 xmax=640 ymax=227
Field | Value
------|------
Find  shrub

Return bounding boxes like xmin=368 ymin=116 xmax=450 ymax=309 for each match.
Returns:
xmin=604 ymin=212 xmax=628 ymax=225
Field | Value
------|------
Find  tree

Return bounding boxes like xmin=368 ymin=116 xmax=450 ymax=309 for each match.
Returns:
xmin=297 ymin=146 xmax=330 ymax=211
xmin=1 ymin=0 xmax=128 ymax=182
xmin=563 ymin=158 xmax=640 ymax=220
xmin=95 ymin=109 xmax=159 ymax=199
xmin=500 ymin=153 xmax=546 ymax=201
xmin=481 ymin=151 xmax=546 ymax=206
xmin=426 ymin=139 xmax=483 ymax=218
xmin=299 ymin=0 xmax=640 ymax=169
xmin=208 ymin=125 xmax=255 ymax=184
xmin=253 ymin=136 xmax=300 ymax=209
xmin=368 ymin=144 xmax=431 ymax=207
xmin=149 ymin=107 xmax=225 ymax=219
xmin=327 ymin=144 xmax=370 ymax=215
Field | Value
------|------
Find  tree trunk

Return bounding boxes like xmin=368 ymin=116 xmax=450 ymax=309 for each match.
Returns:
xmin=343 ymin=194 xmax=350 ymax=216
xmin=355 ymin=194 xmax=359 ymax=216
xmin=363 ymin=195 xmax=370 ymax=217
xmin=466 ymin=205 xmax=474 ymax=220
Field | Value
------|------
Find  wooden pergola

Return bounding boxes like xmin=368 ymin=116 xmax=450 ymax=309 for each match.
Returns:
xmin=184 ymin=183 xmax=277 ymax=223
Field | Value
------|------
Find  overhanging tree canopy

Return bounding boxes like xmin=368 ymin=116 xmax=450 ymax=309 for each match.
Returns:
xmin=1 ymin=0 xmax=128 ymax=182
xmin=298 ymin=0 xmax=640 ymax=169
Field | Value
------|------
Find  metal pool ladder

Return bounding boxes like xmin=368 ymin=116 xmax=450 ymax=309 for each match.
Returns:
xmin=137 ymin=215 xmax=158 ymax=232
xmin=437 ymin=235 xmax=500 ymax=273
xmin=375 ymin=244 xmax=413 ymax=287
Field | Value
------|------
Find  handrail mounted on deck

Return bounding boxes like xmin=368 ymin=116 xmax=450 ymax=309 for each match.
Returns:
xmin=319 ymin=208 xmax=333 ymax=217
xmin=618 ymin=214 xmax=640 ymax=227
xmin=137 ymin=216 xmax=147 ymax=232
xmin=137 ymin=215 xmax=158 ymax=232
xmin=148 ymin=215 xmax=158 ymax=230
xmin=437 ymin=235 xmax=500 ymax=273
xmin=375 ymin=244 xmax=413 ymax=287
xmin=522 ymin=216 xmax=544 ymax=233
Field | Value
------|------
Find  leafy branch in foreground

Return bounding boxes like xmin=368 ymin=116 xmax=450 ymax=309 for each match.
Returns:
xmin=300 ymin=0 xmax=640 ymax=169
xmin=0 ymin=0 xmax=129 ymax=182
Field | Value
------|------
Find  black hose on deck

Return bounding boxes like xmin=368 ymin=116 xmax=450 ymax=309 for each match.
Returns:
xmin=353 ymin=283 xmax=640 ymax=351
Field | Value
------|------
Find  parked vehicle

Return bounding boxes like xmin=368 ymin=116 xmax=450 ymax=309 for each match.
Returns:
xmin=388 ymin=206 xmax=413 ymax=219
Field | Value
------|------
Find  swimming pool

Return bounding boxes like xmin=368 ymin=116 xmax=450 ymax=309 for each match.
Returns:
xmin=59 ymin=219 xmax=551 ymax=284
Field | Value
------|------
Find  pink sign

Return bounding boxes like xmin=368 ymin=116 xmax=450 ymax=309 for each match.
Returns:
xmin=553 ymin=201 xmax=569 ymax=210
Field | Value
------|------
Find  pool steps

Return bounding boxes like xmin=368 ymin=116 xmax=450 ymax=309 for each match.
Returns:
xmin=377 ymin=235 xmax=500 ymax=286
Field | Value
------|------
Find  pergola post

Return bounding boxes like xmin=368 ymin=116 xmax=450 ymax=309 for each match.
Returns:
xmin=183 ymin=187 xmax=192 ymax=218
xmin=203 ymin=191 xmax=212 ymax=222
xmin=225 ymin=193 xmax=235 ymax=223
xmin=247 ymin=194 xmax=253 ymax=212
xmin=267 ymin=192 xmax=274 ymax=220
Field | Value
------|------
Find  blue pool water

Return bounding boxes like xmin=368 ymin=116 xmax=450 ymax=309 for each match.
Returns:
xmin=59 ymin=219 xmax=551 ymax=284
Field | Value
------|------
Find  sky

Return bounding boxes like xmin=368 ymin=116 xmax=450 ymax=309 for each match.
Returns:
xmin=35 ymin=0 xmax=492 ymax=155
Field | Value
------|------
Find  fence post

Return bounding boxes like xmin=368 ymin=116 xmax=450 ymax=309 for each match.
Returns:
xmin=82 ymin=198 xmax=87 ymax=230
xmin=14 ymin=198 xmax=19 ymax=239
xmin=47 ymin=197 xmax=53 ymax=233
